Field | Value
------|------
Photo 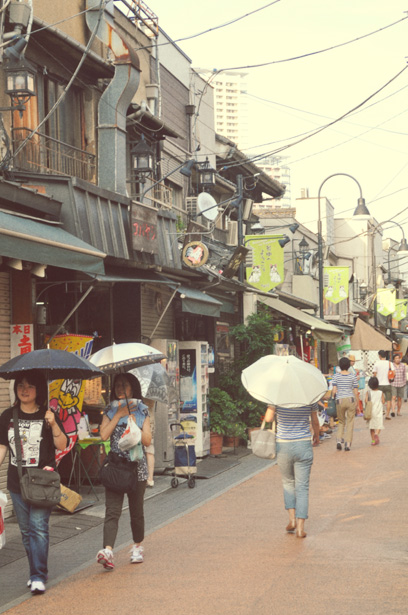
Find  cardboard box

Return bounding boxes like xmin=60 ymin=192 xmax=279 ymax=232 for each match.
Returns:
xmin=58 ymin=484 xmax=82 ymax=513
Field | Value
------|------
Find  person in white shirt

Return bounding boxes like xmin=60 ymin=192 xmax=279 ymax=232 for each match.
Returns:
xmin=372 ymin=350 xmax=392 ymax=420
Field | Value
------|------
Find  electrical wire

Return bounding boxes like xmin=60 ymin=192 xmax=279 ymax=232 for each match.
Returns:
xmin=11 ymin=0 xmax=107 ymax=162
xmin=218 ymin=63 xmax=408 ymax=171
xmin=134 ymin=0 xmax=282 ymax=51
xmin=211 ymin=15 xmax=408 ymax=72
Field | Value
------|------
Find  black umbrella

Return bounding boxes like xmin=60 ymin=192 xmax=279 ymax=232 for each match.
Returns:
xmin=0 ymin=348 xmax=104 ymax=381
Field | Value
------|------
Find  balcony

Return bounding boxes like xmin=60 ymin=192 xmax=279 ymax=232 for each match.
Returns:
xmin=12 ymin=128 xmax=96 ymax=182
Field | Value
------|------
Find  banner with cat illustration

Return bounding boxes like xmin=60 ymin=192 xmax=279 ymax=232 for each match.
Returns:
xmin=323 ymin=266 xmax=349 ymax=304
xmin=392 ymin=299 xmax=407 ymax=321
xmin=376 ymin=288 xmax=396 ymax=316
xmin=244 ymin=234 xmax=284 ymax=292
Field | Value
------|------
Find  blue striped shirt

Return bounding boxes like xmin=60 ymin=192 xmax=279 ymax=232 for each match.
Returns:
xmin=331 ymin=373 xmax=358 ymax=399
xmin=275 ymin=403 xmax=318 ymax=440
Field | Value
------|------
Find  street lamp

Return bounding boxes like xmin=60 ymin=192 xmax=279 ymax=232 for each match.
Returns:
xmin=318 ymin=173 xmax=367 ymax=319
xmin=197 ymin=156 xmax=216 ymax=190
xmin=131 ymin=134 xmax=154 ymax=183
xmin=317 ymin=173 xmax=367 ymax=370
xmin=250 ymin=221 xmax=299 ymax=235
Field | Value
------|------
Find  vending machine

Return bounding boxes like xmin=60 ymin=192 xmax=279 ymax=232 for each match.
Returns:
xmin=151 ymin=339 xmax=180 ymax=471
xmin=178 ymin=341 xmax=210 ymax=457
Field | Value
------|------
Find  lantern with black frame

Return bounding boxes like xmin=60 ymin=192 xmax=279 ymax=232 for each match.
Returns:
xmin=131 ymin=133 xmax=196 ymax=204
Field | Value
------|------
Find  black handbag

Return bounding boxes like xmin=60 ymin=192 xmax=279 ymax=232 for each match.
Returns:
xmin=13 ymin=408 xmax=61 ymax=508
xmin=98 ymin=451 xmax=139 ymax=493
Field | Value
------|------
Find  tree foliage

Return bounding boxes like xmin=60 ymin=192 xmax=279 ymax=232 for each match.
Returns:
xmin=217 ymin=305 xmax=282 ymax=427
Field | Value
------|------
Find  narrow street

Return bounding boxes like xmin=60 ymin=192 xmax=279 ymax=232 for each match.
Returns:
xmin=1 ymin=412 xmax=408 ymax=615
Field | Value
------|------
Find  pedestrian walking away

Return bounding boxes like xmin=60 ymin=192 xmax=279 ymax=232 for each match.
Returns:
xmin=390 ymin=354 xmax=406 ymax=416
xmin=373 ymin=350 xmax=393 ymax=419
xmin=365 ymin=377 xmax=384 ymax=446
xmin=331 ymin=357 xmax=358 ymax=451
xmin=96 ymin=372 xmax=152 ymax=571
xmin=0 ymin=372 xmax=69 ymax=596
xmin=264 ymin=402 xmax=320 ymax=538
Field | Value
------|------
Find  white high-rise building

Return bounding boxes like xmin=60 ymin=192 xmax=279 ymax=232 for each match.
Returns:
xmin=195 ymin=69 xmax=249 ymax=150
xmin=255 ymin=156 xmax=292 ymax=209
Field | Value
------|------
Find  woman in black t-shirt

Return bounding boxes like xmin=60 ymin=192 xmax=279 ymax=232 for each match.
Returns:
xmin=0 ymin=371 xmax=68 ymax=595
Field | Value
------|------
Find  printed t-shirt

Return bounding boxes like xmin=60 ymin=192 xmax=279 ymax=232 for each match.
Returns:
xmin=0 ymin=405 xmax=67 ymax=493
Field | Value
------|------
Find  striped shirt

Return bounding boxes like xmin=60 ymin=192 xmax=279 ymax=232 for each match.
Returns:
xmin=331 ymin=373 xmax=358 ymax=399
xmin=275 ymin=403 xmax=318 ymax=440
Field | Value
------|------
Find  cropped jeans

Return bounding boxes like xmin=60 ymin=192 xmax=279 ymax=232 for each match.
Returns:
xmin=10 ymin=491 xmax=52 ymax=583
xmin=276 ymin=439 xmax=314 ymax=520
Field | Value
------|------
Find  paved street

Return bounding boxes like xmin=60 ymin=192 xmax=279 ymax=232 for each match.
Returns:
xmin=1 ymin=413 xmax=408 ymax=615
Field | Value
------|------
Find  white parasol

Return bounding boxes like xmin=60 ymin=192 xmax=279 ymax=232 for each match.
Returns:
xmin=241 ymin=354 xmax=327 ymax=408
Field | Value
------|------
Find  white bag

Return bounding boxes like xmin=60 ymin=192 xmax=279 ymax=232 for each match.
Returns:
xmin=0 ymin=490 xmax=7 ymax=549
xmin=119 ymin=415 xmax=142 ymax=452
xmin=251 ymin=421 xmax=276 ymax=460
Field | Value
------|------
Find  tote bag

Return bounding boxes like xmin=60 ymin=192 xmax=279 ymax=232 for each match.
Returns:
xmin=251 ymin=421 xmax=276 ymax=460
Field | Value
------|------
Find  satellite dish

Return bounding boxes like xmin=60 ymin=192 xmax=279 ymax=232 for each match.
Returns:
xmin=197 ymin=192 xmax=218 ymax=221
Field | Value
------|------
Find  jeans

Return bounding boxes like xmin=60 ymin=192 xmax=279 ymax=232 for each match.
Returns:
xmin=276 ymin=440 xmax=314 ymax=520
xmin=10 ymin=491 xmax=52 ymax=583
xmin=103 ymin=480 xmax=146 ymax=548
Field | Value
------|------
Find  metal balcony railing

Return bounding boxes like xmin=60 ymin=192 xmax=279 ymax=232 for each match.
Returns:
xmin=12 ymin=128 xmax=96 ymax=182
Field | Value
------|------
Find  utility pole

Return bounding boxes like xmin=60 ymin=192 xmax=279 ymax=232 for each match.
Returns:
xmin=237 ymin=174 xmax=244 ymax=283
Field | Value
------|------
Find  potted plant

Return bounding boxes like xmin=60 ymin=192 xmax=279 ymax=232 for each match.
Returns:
xmin=208 ymin=388 xmax=241 ymax=454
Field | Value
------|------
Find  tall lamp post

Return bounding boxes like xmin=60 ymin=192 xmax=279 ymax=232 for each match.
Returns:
xmin=317 ymin=173 xmax=369 ymax=369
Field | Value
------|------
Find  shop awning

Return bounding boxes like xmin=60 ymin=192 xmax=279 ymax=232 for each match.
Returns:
xmin=258 ymin=295 xmax=343 ymax=343
xmin=350 ymin=318 xmax=392 ymax=351
xmin=177 ymin=286 xmax=223 ymax=317
xmin=0 ymin=211 xmax=106 ymax=275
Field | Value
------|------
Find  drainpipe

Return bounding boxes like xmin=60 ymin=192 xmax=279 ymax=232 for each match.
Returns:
xmin=86 ymin=0 xmax=140 ymax=195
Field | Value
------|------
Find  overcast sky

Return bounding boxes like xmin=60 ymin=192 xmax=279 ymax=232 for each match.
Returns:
xmin=139 ymin=1 xmax=408 ymax=241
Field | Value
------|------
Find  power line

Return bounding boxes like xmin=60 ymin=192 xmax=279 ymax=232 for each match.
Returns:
xmin=212 ymin=15 xmax=408 ymax=72
xmin=219 ymin=63 xmax=408 ymax=171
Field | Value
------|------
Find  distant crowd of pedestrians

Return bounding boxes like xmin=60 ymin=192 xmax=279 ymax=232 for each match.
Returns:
xmin=329 ymin=349 xmax=406 ymax=451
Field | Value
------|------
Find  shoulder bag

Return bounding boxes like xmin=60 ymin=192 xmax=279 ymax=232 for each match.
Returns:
xmin=13 ymin=408 xmax=61 ymax=508
xmin=326 ymin=397 xmax=337 ymax=418
xmin=98 ymin=451 xmax=139 ymax=493
xmin=388 ymin=361 xmax=395 ymax=383
xmin=363 ymin=391 xmax=372 ymax=421
xmin=251 ymin=420 xmax=276 ymax=460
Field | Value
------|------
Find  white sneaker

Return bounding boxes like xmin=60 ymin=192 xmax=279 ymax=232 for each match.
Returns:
xmin=96 ymin=548 xmax=114 ymax=570
xmin=146 ymin=479 xmax=154 ymax=487
xmin=130 ymin=545 xmax=144 ymax=563
xmin=31 ymin=581 xmax=46 ymax=595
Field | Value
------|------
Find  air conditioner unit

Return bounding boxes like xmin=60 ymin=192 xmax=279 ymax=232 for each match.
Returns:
xmin=186 ymin=197 xmax=198 ymax=218
xmin=226 ymin=220 xmax=238 ymax=245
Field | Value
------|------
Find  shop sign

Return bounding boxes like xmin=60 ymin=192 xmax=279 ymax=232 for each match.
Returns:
xmin=10 ymin=324 xmax=34 ymax=357
xmin=45 ymin=334 xmax=95 ymax=464
xmin=182 ymin=241 xmax=209 ymax=267
xmin=131 ymin=205 xmax=159 ymax=254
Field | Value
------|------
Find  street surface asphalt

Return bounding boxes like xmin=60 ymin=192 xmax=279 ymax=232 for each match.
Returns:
xmin=1 ymin=411 xmax=408 ymax=614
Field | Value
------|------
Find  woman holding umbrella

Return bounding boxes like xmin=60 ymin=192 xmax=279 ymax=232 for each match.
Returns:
xmin=0 ymin=371 xmax=69 ymax=595
xmin=241 ymin=355 xmax=326 ymax=539
xmin=96 ymin=372 xmax=152 ymax=570
xmin=264 ymin=402 xmax=320 ymax=538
